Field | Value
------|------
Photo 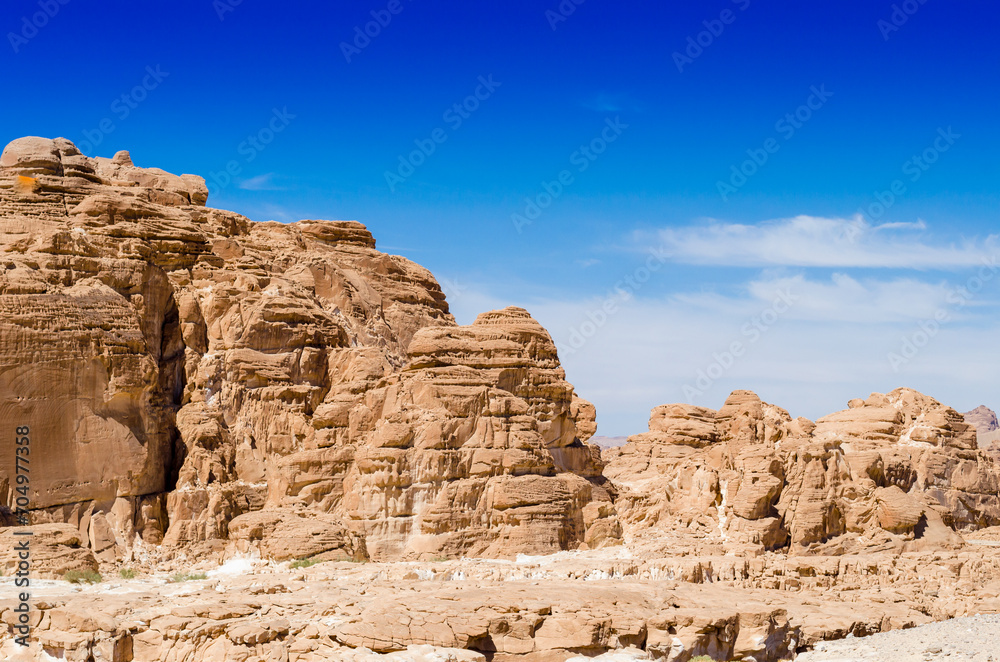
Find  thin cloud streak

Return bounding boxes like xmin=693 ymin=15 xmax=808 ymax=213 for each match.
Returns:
xmin=657 ymin=215 xmax=998 ymax=269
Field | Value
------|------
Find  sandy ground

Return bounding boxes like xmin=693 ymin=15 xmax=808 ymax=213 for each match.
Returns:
xmin=796 ymin=614 xmax=1000 ymax=661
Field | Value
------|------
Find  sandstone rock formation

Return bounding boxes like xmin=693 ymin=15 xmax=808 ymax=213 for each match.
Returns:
xmin=604 ymin=388 xmax=1000 ymax=557
xmin=0 ymin=136 xmax=613 ymax=566
xmin=5 ymin=136 xmax=1000 ymax=661
xmin=0 ymin=524 xmax=98 ymax=579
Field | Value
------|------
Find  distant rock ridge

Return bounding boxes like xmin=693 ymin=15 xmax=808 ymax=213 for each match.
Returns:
xmin=964 ymin=404 xmax=998 ymax=434
xmin=964 ymin=405 xmax=1000 ymax=454
xmin=0 ymin=136 xmax=615 ymax=564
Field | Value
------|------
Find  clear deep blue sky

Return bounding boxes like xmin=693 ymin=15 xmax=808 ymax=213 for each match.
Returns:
xmin=3 ymin=0 xmax=999 ymax=435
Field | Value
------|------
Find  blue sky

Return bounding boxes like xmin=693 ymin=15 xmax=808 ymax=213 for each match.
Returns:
xmin=3 ymin=0 xmax=998 ymax=435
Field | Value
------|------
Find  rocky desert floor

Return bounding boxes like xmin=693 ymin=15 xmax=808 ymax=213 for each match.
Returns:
xmin=5 ymin=543 xmax=1000 ymax=661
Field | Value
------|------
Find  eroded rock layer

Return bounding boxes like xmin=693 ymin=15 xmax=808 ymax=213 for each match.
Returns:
xmin=0 ymin=136 xmax=611 ymax=563
xmin=605 ymin=388 xmax=1000 ymax=557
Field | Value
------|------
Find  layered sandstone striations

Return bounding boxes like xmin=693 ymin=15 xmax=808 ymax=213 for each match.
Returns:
xmin=605 ymin=388 xmax=1000 ymax=557
xmin=0 ymin=136 xmax=612 ymax=564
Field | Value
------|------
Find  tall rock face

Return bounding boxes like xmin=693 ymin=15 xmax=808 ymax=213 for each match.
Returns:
xmin=0 ymin=136 xmax=614 ymax=562
xmin=604 ymin=388 xmax=1000 ymax=556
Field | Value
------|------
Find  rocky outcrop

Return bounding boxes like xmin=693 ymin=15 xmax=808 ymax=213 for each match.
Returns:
xmin=605 ymin=388 xmax=1000 ymax=556
xmin=0 ymin=524 xmax=98 ymax=579
xmin=0 ymin=136 xmax=613 ymax=564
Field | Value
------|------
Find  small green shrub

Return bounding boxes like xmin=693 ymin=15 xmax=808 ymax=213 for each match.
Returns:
xmin=690 ymin=657 xmax=715 ymax=662
xmin=64 ymin=570 xmax=102 ymax=584
xmin=289 ymin=558 xmax=322 ymax=570
xmin=169 ymin=572 xmax=208 ymax=582
xmin=119 ymin=568 xmax=137 ymax=579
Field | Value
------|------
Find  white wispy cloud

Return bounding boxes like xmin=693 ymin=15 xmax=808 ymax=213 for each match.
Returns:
xmin=238 ymin=173 xmax=284 ymax=191
xmin=657 ymin=215 xmax=998 ymax=269
xmin=673 ymin=273 xmax=972 ymax=324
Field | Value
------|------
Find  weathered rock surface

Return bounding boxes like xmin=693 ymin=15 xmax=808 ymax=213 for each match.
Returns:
xmin=0 ymin=524 xmax=98 ymax=579
xmin=0 ymin=137 xmax=611 ymax=566
xmin=604 ymin=389 xmax=1000 ymax=557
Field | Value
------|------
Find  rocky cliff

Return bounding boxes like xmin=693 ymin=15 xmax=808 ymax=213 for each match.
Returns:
xmin=0 ymin=136 xmax=615 ymax=565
